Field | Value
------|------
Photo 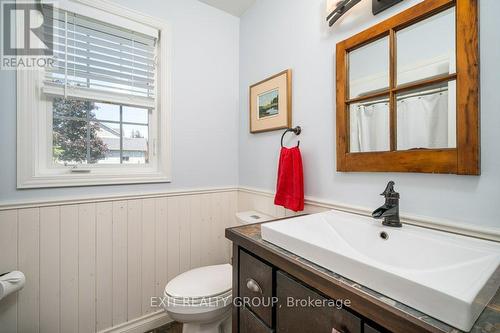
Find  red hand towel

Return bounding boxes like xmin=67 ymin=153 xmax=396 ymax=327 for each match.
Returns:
xmin=274 ymin=146 xmax=304 ymax=212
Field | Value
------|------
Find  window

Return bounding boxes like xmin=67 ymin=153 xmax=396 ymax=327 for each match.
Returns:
xmin=17 ymin=0 xmax=171 ymax=188
xmin=52 ymin=99 xmax=150 ymax=165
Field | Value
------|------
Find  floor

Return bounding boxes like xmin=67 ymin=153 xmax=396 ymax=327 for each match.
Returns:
xmin=146 ymin=321 xmax=183 ymax=333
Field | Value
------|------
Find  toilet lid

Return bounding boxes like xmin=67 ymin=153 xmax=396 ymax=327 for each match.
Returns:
xmin=165 ymin=264 xmax=232 ymax=298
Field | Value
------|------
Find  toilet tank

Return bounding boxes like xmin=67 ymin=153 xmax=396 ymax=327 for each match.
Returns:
xmin=235 ymin=211 xmax=274 ymax=225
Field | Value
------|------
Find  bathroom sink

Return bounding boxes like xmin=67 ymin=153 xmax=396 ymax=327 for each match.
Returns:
xmin=261 ymin=210 xmax=500 ymax=331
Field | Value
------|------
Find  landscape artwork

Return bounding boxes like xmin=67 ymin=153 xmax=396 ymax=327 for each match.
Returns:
xmin=258 ymin=89 xmax=279 ymax=118
xmin=249 ymin=69 xmax=291 ymax=133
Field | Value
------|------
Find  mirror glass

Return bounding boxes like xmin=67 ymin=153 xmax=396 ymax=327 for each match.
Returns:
xmin=396 ymin=7 xmax=456 ymax=86
xmin=397 ymin=81 xmax=456 ymax=150
xmin=348 ymin=36 xmax=389 ymax=99
xmin=349 ymin=96 xmax=390 ymax=153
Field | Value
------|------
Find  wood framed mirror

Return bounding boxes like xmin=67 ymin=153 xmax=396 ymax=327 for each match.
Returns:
xmin=336 ymin=0 xmax=479 ymax=174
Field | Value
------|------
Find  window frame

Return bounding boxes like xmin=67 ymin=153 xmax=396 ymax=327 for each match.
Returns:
xmin=17 ymin=0 xmax=172 ymax=188
xmin=335 ymin=0 xmax=479 ymax=175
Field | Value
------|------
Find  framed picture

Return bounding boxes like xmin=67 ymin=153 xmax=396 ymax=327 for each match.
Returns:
xmin=249 ymin=69 xmax=292 ymax=133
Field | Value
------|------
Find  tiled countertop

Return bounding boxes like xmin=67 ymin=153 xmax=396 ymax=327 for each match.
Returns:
xmin=228 ymin=223 xmax=500 ymax=333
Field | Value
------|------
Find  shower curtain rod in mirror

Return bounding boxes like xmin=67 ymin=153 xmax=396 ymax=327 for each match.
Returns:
xmin=355 ymin=86 xmax=449 ymax=107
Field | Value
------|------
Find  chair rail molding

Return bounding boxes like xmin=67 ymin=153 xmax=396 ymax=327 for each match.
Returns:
xmin=238 ymin=186 xmax=500 ymax=242
xmin=0 ymin=186 xmax=238 ymax=210
xmin=1 ymin=186 xmax=497 ymax=242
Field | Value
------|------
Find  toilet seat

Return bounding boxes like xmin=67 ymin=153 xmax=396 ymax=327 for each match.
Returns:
xmin=166 ymin=289 xmax=232 ymax=306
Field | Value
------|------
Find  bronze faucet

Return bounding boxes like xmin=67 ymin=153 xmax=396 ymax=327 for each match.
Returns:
xmin=372 ymin=181 xmax=402 ymax=228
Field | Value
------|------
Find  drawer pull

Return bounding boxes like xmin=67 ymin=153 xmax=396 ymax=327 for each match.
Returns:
xmin=246 ymin=278 xmax=263 ymax=294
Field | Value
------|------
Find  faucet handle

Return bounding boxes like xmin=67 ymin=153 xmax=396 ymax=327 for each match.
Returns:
xmin=381 ymin=181 xmax=399 ymax=198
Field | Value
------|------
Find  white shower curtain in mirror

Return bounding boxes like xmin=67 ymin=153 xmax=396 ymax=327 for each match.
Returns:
xmin=350 ymin=91 xmax=451 ymax=153
xmin=350 ymin=103 xmax=390 ymax=152
xmin=397 ymin=92 xmax=449 ymax=150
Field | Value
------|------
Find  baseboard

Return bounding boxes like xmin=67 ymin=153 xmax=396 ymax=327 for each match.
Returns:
xmin=98 ymin=310 xmax=172 ymax=333
xmin=239 ymin=186 xmax=500 ymax=242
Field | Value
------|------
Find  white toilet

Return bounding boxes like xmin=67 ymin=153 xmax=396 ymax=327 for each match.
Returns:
xmin=163 ymin=264 xmax=232 ymax=333
xmin=163 ymin=211 xmax=273 ymax=333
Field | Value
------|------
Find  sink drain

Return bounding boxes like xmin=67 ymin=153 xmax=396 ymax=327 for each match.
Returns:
xmin=379 ymin=231 xmax=389 ymax=240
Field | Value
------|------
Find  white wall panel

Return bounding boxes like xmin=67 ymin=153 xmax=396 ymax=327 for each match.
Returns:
xmin=17 ymin=208 xmax=40 ymax=333
xmin=189 ymin=195 xmax=202 ymax=269
xmin=95 ymin=202 xmax=113 ymax=331
xmin=166 ymin=197 xmax=181 ymax=282
xmin=212 ymin=193 xmax=225 ymax=263
xmin=127 ymin=200 xmax=143 ymax=320
xmin=39 ymin=207 xmax=60 ymax=333
xmin=142 ymin=198 xmax=156 ymax=315
xmin=0 ymin=190 xmax=237 ymax=333
xmin=0 ymin=210 xmax=18 ymax=333
xmin=200 ymin=194 xmax=215 ymax=266
xmin=178 ymin=196 xmax=191 ymax=274
xmin=112 ymin=201 xmax=128 ymax=326
xmin=60 ymin=205 xmax=79 ymax=333
xmin=78 ymin=204 xmax=97 ymax=333
xmin=154 ymin=197 xmax=168 ymax=301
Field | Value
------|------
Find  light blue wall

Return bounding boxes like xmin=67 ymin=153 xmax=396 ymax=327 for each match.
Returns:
xmin=0 ymin=0 xmax=240 ymax=204
xmin=239 ymin=0 xmax=500 ymax=229
xmin=3 ymin=0 xmax=499 ymax=231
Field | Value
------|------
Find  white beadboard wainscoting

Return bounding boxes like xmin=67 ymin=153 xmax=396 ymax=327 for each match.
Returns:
xmin=0 ymin=189 xmax=237 ymax=333
xmin=1 ymin=186 xmax=498 ymax=333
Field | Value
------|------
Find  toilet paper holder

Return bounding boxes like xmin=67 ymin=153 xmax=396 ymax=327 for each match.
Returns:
xmin=0 ymin=271 xmax=26 ymax=302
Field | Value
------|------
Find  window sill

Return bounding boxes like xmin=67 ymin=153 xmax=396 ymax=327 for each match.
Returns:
xmin=17 ymin=170 xmax=171 ymax=189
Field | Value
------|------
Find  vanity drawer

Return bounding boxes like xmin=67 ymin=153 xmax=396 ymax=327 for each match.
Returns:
xmin=240 ymin=306 xmax=272 ymax=333
xmin=239 ymin=250 xmax=273 ymax=326
xmin=276 ymin=271 xmax=362 ymax=333
xmin=364 ymin=323 xmax=385 ymax=333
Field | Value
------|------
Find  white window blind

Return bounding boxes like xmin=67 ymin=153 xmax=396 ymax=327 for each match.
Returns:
xmin=42 ymin=7 xmax=158 ymax=108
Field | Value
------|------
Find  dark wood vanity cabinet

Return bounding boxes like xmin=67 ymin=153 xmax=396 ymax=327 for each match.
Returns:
xmin=239 ymin=250 xmax=274 ymax=327
xmin=276 ymin=271 xmax=362 ymax=333
xmin=364 ymin=324 xmax=384 ymax=333
xmin=226 ymin=223 xmax=468 ymax=333
xmin=239 ymin=306 xmax=272 ymax=333
xmin=234 ymin=248 xmax=384 ymax=333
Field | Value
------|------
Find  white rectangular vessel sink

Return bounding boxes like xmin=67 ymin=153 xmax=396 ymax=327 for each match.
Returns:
xmin=261 ymin=210 xmax=500 ymax=331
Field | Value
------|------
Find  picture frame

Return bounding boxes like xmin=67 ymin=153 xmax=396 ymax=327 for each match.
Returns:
xmin=249 ymin=69 xmax=292 ymax=133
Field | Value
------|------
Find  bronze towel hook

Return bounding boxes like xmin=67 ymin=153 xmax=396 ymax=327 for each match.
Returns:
xmin=280 ymin=126 xmax=302 ymax=148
